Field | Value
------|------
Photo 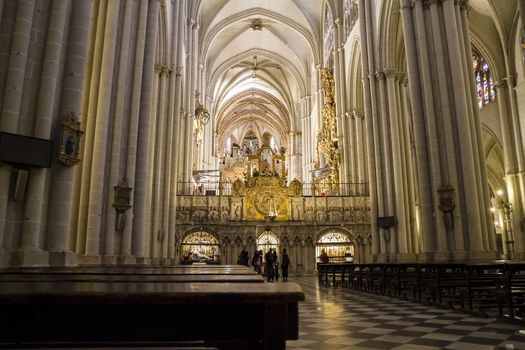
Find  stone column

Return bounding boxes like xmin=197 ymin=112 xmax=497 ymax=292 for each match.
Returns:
xmin=0 ymin=0 xmax=35 ymax=266
xmin=83 ymin=0 xmax=121 ymax=263
xmin=120 ymin=0 xmax=149 ymax=264
xmin=334 ymin=18 xmax=348 ymax=184
xmin=152 ymin=66 xmax=169 ymax=262
xmin=133 ymin=0 xmax=159 ymax=262
xmin=301 ymin=95 xmax=313 ymax=184
xmin=442 ymin=0 xmax=484 ymax=253
xmin=46 ymin=0 xmax=91 ymax=266
xmin=377 ymin=71 xmax=394 ymax=218
xmin=385 ymin=70 xmax=411 ymax=259
xmin=358 ymin=0 xmax=379 ymax=258
xmin=75 ymin=0 xmax=107 ymax=257
xmin=399 ymin=0 xmax=437 ymax=259
xmin=165 ymin=2 xmax=182 ymax=262
xmin=353 ymin=111 xmax=365 ymax=185
xmin=15 ymin=0 xmax=71 ymax=267
xmin=102 ymin=0 xmax=135 ymax=265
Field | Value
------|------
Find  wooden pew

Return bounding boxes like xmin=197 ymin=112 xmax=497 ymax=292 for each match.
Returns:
xmin=0 ymin=277 xmax=303 ymax=350
xmin=495 ymin=262 xmax=525 ymax=318
xmin=0 ymin=266 xmax=264 ymax=283
xmin=0 ymin=265 xmax=258 ymax=275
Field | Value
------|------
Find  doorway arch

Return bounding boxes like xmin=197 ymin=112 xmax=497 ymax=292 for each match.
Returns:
xmin=316 ymin=231 xmax=354 ymax=263
xmin=257 ymin=229 xmax=279 ymax=257
xmin=181 ymin=229 xmax=220 ymax=264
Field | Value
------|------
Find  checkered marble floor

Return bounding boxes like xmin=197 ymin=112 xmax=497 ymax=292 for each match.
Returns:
xmin=286 ymin=277 xmax=525 ymax=350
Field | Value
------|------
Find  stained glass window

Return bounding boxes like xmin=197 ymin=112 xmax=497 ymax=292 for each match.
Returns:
xmin=472 ymin=50 xmax=495 ymax=109
xmin=343 ymin=0 xmax=359 ymax=39
xmin=521 ymin=30 xmax=525 ymax=75
xmin=323 ymin=5 xmax=334 ymax=68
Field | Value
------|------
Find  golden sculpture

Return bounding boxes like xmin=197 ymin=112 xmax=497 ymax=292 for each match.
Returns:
xmin=316 ymin=68 xmax=340 ymax=194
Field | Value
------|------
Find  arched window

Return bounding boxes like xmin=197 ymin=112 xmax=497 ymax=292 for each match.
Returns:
xmin=521 ymin=29 xmax=525 ymax=75
xmin=323 ymin=5 xmax=334 ymax=68
xmin=343 ymin=0 xmax=359 ymax=39
xmin=316 ymin=231 xmax=354 ymax=263
xmin=472 ymin=50 xmax=496 ymax=109
xmin=182 ymin=230 xmax=219 ymax=264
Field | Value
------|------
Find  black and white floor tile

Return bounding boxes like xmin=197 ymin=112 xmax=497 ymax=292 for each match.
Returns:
xmin=286 ymin=277 xmax=525 ymax=350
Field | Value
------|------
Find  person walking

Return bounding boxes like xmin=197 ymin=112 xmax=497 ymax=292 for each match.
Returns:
xmin=281 ymin=248 xmax=289 ymax=282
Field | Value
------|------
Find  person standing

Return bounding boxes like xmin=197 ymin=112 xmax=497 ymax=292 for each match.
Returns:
xmin=281 ymin=248 xmax=289 ymax=282
xmin=319 ymin=249 xmax=329 ymax=263
xmin=265 ymin=249 xmax=274 ymax=282
xmin=273 ymin=250 xmax=280 ymax=282
xmin=251 ymin=250 xmax=260 ymax=273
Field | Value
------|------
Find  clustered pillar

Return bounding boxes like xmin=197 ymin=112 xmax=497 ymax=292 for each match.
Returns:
xmin=399 ymin=0 xmax=497 ymax=261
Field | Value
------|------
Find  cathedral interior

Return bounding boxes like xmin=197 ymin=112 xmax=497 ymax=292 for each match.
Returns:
xmin=0 ymin=0 xmax=524 ymax=272
xmin=3 ymin=1 xmax=525 ymax=349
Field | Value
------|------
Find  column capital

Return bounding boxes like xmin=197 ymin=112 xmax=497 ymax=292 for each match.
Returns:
xmin=400 ymin=0 xmax=415 ymax=9
xmin=494 ymin=79 xmax=507 ymax=89
xmin=458 ymin=0 xmax=469 ymax=10
xmin=374 ymin=71 xmax=386 ymax=81
xmin=352 ymin=109 xmax=365 ymax=119
xmin=423 ymin=0 xmax=442 ymax=8
xmin=383 ymin=69 xmax=403 ymax=79
xmin=154 ymin=64 xmax=171 ymax=77
xmin=505 ymin=75 xmax=515 ymax=86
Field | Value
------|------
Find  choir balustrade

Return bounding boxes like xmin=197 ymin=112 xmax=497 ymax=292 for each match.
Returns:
xmin=175 ymin=185 xmax=371 ymax=226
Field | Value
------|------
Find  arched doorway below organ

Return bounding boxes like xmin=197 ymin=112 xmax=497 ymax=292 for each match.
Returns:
xmin=257 ymin=229 xmax=280 ymax=260
xmin=316 ymin=231 xmax=354 ymax=264
xmin=181 ymin=229 xmax=220 ymax=264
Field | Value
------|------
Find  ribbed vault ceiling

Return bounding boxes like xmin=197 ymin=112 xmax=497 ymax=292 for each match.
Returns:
xmin=198 ymin=0 xmax=322 ymax=151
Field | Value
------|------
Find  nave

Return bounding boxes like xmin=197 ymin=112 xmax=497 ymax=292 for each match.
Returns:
xmin=288 ymin=277 xmax=525 ymax=350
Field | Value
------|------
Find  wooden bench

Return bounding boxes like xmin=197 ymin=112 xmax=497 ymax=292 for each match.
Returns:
xmin=0 ymin=265 xmax=258 ymax=275
xmin=0 ymin=277 xmax=303 ymax=350
xmin=0 ymin=265 xmax=262 ymax=283
xmin=494 ymin=262 xmax=525 ymax=318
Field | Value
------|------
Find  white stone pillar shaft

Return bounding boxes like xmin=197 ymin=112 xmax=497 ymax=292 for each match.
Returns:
xmin=76 ymin=0 xmax=108 ymax=255
xmin=442 ymin=0 xmax=483 ymax=251
xmin=399 ymin=0 xmax=435 ymax=255
xmin=121 ymin=0 xmax=148 ymax=259
xmin=20 ymin=0 xmax=70 ymax=255
xmin=46 ymin=0 xmax=91 ymax=258
xmin=359 ymin=0 xmax=379 ymax=256
xmin=152 ymin=69 xmax=166 ymax=259
xmin=133 ymin=0 xmax=159 ymax=259
xmin=457 ymin=2 xmax=492 ymax=250
xmin=386 ymin=72 xmax=408 ymax=255
xmin=0 ymin=0 xmax=35 ymax=251
xmin=103 ymin=0 xmax=134 ymax=260
xmin=354 ymin=112 xmax=365 ymax=185
xmin=377 ymin=73 xmax=394 ymax=216
xmin=165 ymin=0 xmax=181 ymax=262
xmin=85 ymin=0 xmax=121 ymax=258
